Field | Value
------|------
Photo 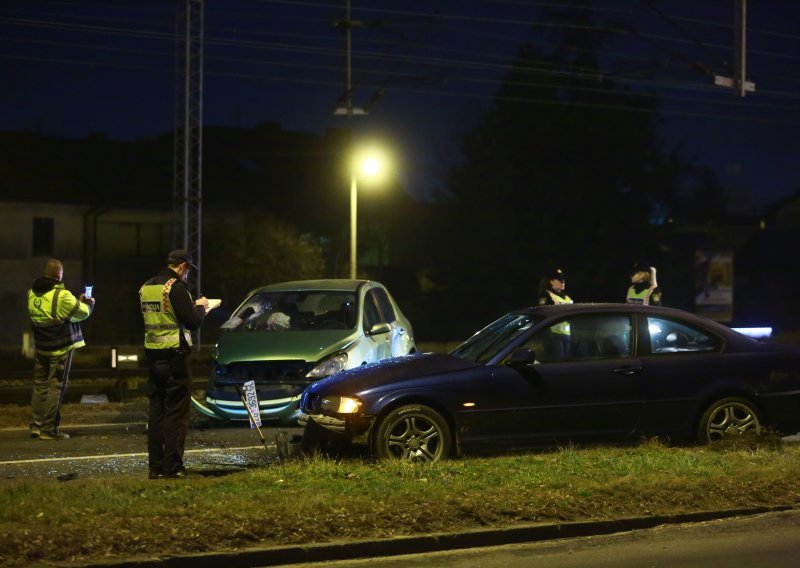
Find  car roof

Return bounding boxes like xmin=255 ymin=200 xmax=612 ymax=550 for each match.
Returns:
xmin=251 ymin=279 xmax=376 ymax=294
xmin=517 ymin=302 xmax=742 ymax=339
xmin=520 ymin=303 xmax=691 ymax=317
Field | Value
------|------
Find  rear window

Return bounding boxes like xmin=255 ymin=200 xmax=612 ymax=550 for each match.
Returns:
xmin=646 ymin=316 xmax=721 ymax=354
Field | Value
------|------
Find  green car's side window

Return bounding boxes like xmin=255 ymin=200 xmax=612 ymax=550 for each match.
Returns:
xmin=363 ymin=292 xmax=383 ymax=331
xmin=372 ymin=287 xmax=397 ymax=324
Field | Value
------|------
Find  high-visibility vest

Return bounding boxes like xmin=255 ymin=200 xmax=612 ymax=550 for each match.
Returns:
xmin=546 ymin=291 xmax=573 ymax=335
xmin=627 ymin=285 xmax=656 ymax=305
xmin=28 ymin=284 xmax=88 ymax=356
xmin=139 ymin=278 xmax=191 ymax=349
xmin=546 ymin=290 xmax=573 ymax=305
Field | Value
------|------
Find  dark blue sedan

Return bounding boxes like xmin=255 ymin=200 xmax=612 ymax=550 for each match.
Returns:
xmin=298 ymin=304 xmax=800 ymax=462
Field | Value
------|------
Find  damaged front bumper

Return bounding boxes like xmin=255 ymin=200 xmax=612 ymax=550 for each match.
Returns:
xmin=191 ymin=393 xmax=303 ymax=425
xmin=298 ymin=411 xmax=375 ymax=445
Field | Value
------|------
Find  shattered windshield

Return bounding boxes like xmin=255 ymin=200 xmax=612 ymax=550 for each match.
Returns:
xmin=221 ymin=291 xmax=357 ymax=332
xmin=450 ymin=313 xmax=540 ymax=363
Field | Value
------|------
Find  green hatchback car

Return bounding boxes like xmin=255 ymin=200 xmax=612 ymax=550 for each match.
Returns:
xmin=192 ymin=279 xmax=415 ymax=424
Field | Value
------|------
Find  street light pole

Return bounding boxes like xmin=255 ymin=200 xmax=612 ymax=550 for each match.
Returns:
xmin=348 ymin=149 xmax=387 ymax=279
xmin=350 ymin=171 xmax=357 ymax=279
xmin=345 ymin=0 xmax=356 ymax=279
xmin=336 ymin=0 xmax=369 ymax=279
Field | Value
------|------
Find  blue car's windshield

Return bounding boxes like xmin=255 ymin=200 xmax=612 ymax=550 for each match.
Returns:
xmin=221 ymin=291 xmax=357 ymax=332
xmin=450 ymin=313 xmax=540 ymax=363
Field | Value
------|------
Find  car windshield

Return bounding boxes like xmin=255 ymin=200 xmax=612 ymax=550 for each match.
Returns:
xmin=220 ymin=290 xmax=357 ymax=332
xmin=450 ymin=313 xmax=540 ymax=363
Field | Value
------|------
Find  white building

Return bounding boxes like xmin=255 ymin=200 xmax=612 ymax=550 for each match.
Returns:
xmin=0 ymin=201 xmax=173 ymax=346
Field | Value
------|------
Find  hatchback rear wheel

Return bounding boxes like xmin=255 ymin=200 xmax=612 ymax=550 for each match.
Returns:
xmin=697 ymin=397 xmax=762 ymax=443
xmin=374 ymin=404 xmax=451 ymax=462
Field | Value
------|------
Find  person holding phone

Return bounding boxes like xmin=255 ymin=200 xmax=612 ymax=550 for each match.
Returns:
xmin=27 ymin=258 xmax=95 ymax=440
xmin=139 ymin=249 xmax=207 ymax=479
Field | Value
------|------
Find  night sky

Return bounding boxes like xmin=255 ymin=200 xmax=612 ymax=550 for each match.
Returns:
xmin=2 ymin=0 xmax=800 ymax=207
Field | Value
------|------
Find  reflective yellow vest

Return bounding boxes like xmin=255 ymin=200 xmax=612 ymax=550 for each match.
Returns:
xmin=139 ymin=278 xmax=191 ymax=350
xmin=546 ymin=290 xmax=573 ymax=305
xmin=546 ymin=291 xmax=572 ymax=336
xmin=627 ymin=285 xmax=655 ymax=305
xmin=28 ymin=284 xmax=90 ymax=356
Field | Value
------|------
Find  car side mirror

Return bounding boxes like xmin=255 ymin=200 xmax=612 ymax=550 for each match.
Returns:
xmin=368 ymin=322 xmax=391 ymax=336
xmin=507 ymin=347 xmax=536 ymax=366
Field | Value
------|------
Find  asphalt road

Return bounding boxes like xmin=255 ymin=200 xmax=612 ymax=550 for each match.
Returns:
xmin=279 ymin=510 xmax=800 ymax=568
xmin=0 ymin=422 xmax=303 ymax=481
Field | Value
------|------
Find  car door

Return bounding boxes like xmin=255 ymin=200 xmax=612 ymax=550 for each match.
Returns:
xmin=359 ymin=287 xmax=392 ymax=362
xmin=458 ymin=313 xmax=644 ymax=448
xmin=371 ymin=285 xmax=412 ymax=356
xmin=634 ymin=314 xmax=726 ymax=437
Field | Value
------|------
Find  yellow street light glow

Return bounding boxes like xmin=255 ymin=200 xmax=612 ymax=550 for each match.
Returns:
xmin=362 ymin=156 xmax=380 ymax=177
xmin=349 ymin=142 xmax=394 ymax=278
xmin=352 ymin=145 xmax=392 ymax=185
xmin=462 ymin=402 xmax=476 ymax=407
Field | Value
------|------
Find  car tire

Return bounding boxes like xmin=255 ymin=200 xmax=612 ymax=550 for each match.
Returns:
xmin=374 ymin=404 xmax=451 ymax=462
xmin=696 ymin=397 xmax=762 ymax=443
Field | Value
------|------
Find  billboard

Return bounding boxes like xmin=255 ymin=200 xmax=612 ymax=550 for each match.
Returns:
xmin=695 ymin=250 xmax=734 ymax=322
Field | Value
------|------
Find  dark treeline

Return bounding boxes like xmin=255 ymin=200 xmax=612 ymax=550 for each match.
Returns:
xmin=4 ymin=3 xmax=796 ymax=343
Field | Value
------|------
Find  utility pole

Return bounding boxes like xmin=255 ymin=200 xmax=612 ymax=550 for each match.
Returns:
xmin=733 ymin=0 xmax=749 ymax=97
xmin=714 ymin=0 xmax=755 ymax=96
xmin=174 ymin=0 xmax=204 ymax=297
xmin=333 ymin=1 xmax=368 ymax=279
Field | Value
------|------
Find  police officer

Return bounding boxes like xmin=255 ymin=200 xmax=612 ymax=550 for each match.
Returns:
xmin=626 ymin=262 xmax=662 ymax=306
xmin=537 ymin=268 xmax=573 ymax=306
xmin=28 ymin=258 xmax=95 ymax=440
xmin=139 ymin=250 xmax=208 ymax=479
xmin=537 ymin=268 xmax=573 ymax=358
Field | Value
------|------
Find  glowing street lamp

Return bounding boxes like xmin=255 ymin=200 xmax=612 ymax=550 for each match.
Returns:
xmin=350 ymin=146 xmax=390 ymax=279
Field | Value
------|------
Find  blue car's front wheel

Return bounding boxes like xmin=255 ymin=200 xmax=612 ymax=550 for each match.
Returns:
xmin=374 ymin=404 xmax=451 ymax=463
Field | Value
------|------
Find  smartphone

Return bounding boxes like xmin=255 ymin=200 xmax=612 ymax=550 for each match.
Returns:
xmin=84 ymin=285 xmax=93 ymax=299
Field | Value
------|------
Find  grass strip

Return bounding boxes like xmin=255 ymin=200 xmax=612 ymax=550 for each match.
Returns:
xmin=1 ymin=439 xmax=799 ymax=566
xmin=0 ymin=401 xmax=148 ymax=428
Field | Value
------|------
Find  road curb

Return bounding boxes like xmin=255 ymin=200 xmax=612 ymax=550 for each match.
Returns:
xmin=89 ymin=505 xmax=794 ymax=568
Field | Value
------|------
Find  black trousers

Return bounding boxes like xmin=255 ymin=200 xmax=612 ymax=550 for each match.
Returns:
xmin=145 ymin=349 xmax=191 ymax=474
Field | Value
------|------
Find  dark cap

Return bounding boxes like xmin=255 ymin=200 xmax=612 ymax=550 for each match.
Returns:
xmin=166 ymin=249 xmax=198 ymax=270
xmin=548 ymin=268 xmax=566 ymax=281
xmin=632 ymin=261 xmax=652 ymax=274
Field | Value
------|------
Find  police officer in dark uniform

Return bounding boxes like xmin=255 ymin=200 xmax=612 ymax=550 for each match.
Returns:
xmin=139 ymin=250 xmax=208 ymax=479
xmin=537 ymin=268 xmax=573 ymax=359
xmin=626 ymin=262 xmax=662 ymax=306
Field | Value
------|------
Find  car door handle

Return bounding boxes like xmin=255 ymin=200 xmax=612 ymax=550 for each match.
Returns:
xmin=613 ymin=366 xmax=642 ymax=375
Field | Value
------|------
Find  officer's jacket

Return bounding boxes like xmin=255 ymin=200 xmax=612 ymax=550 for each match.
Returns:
xmin=139 ymin=268 xmax=205 ymax=351
xmin=626 ymin=284 xmax=662 ymax=306
xmin=28 ymin=278 xmax=92 ymax=356
xmin=539 ymin=290 xmax=573 ymax=335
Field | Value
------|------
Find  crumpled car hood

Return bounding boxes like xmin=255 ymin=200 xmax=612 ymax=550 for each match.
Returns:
xmin=215 ymin=329 xmax=357 ymax=364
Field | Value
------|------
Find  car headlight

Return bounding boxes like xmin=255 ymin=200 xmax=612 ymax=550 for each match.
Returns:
xmin=319 ymin=395 xmax=362 ymax=414
xmin=306 ymin=353 xmax=348 ymax=378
